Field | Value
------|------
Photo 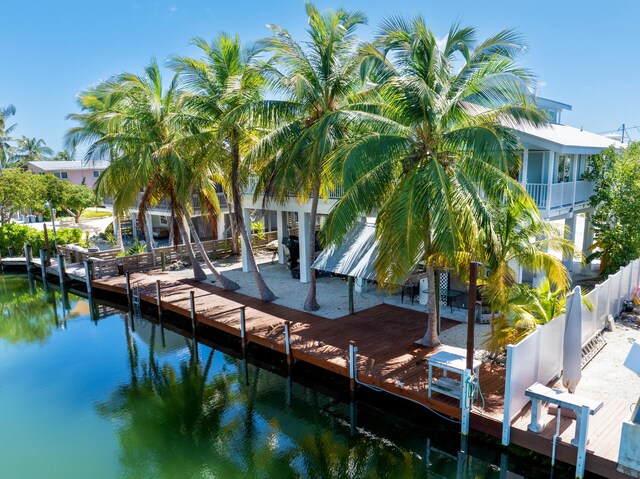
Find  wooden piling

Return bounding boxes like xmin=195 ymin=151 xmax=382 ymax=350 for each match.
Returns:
xmin=189 ymin=290 xmax=199 ymax=358
xmin=57 ymin=253 xmax=66 ymax=286
xmin=161 ymin=252 xmax=166 ymax=271
xmin=23 ymin=244 xmax=32 ymax=273
xmin=43 ymin=223 xmax=50 ymax=266
xmin=284 ymin=320 xmax=292 ymax=366
xmin=240 ymin=307 xmax=247 ymax=350
xmin=39 ymin=248 xmax=47 ymax=280
xmin=84 ymin=259 xmax=94 ymax=294
xmin=125 ymin=272 xmax=133 ymax=310
xmin=155 ymin=280 xmax=163 ymax=324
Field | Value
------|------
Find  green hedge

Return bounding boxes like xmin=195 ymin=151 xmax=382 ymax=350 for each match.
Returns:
xmin=0 ymin=223 xmax=84 ymax=256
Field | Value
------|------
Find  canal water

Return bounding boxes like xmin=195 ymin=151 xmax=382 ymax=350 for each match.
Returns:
xmin=0 ymin=274 xmax=578 ymax=478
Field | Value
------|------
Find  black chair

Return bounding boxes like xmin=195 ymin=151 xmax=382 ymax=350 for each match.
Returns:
xmin=401 ymin=282 xmax=419 ymax=305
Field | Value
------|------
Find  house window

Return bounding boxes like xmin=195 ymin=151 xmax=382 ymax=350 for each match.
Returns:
xmin=93 ymin=170 xmax=101 ymax=178
xmin=577 ymin=155 xmax=592 ymax=180
xmin=160 ymin=216 xmax=168 ymax=225
xmin=554 ymin=155 xmax=573 ymax=183
xmin=53 ymin=172 xmax=68 ymax=179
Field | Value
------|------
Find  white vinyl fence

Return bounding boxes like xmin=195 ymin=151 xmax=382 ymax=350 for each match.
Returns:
xmin=501 ymin=259 xmax=640 ymax=445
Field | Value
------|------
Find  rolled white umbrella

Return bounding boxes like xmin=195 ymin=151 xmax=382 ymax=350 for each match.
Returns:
xmin=562 ymin=286 xmax=583 ymax=393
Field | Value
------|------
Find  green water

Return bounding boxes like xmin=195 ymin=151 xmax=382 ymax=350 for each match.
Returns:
xmin=0 ymin=274 xmax=574 ymax=478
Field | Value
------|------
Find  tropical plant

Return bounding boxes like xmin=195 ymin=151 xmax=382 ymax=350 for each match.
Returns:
xmin=0 ymin=104 xmax=17 ymax=169
xmin=479 ymin=199 xmax=580 ymax=324
xmin=119 ymin=238 xmax=147 ymax=256
xmin=322 ymin=18 xmax=547 ymax=345
xmin=171 ymin=33 xmax=276 ymax=301
xmin=14 ymin=136 xmax=53 ymax=165
xmin=584 ymin=143 xmax=640 ymax=275
xmin=0 ymin=222 xmax=83 ymax=256
xmin=246 ymin=2 xmax=370 ymax=310
xmin=0 ymin=168 xmax=45 ymax=225
xmin=66 ymin=61 xmax=239 ymax=289
xmin=52 ymin=149 xmax=75 ymax=161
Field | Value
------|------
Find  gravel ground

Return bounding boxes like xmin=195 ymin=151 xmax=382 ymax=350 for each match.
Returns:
xmin=572 ymin=314 xmax=640 ymax=407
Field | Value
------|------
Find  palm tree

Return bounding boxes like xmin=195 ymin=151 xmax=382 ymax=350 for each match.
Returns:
xmin=246 ymin=2 xmax=370 ymax=311
xmin=322 ymin=18 xmax=547 ymax=346
xmin=480 ymin=199 xmax=579 ymax=325
xmin=52 ymin=149 xmax=75 ymax=161
xmin=66 ymin=61 xmax=239 ymax=288
xmin=14 ymin=136 xmax=53 ymax=165
xmin=171 ymin=33 xmax=276 ymax=301
xmin=0 ymin=104 xmax=17 ymax=169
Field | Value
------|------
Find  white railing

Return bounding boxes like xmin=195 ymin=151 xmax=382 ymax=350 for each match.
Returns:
xmin=243 ymin=175 xmax=345 ymax=201
xmin=526 ymin=180 xmax=595 ymax=211
xmin=501 ymin=258 xmax=640 ymax=445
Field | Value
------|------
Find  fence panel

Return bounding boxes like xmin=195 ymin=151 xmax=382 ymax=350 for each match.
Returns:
xmin=505 ymin=329 xmax=541 ymax=422
xmin=581 ymin=289 xmax=598 ymax=345
xmin=538 ymin=314 xmax=566 ymax=385
xmin=609 ymin=271 xmax=621 ymax=316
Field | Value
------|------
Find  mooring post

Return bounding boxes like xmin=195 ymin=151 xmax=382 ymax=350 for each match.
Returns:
xmin=189 ymin=290 xmax=199 ymax=359
xmin=284 ymin=321 xmax=292 ymax=366
xmin=240 ymin=307 xmax=247 ymax=350
xmin=84 ymin=259 xmax=94 ymax=294
xmin=57 ymin=253 xmax=66 ymax=286
xmin=155 ymin=280 xmax=163 ymax=324
xmin=161 ymin=252 xmax=166 ymax=272
xmin=348 ymin=340 xmax=358 ymax=393
xmin=125 ymin=272 xmax=133 ymax=310
xmin=43 ymin=223 xmax=51 ymax=266
xmin=466 ymin=262 xmax=480 ymax=371
xmin=23 ymin=244 xmax=32 ymax=273
xmin=39 ymin=248 xmax=47 ymax=280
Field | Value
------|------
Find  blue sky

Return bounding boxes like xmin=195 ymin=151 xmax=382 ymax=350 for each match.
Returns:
xmin=1 ymin=0 xmax=639 ymax=152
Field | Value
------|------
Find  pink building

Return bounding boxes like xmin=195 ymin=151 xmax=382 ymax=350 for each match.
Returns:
xmin=26 ymin=160 xmax=110 ymax=188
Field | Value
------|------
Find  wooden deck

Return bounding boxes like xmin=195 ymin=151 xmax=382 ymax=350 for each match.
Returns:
xmin=92 ymin=271 xmax=632 ymax=479
xmin=93 ymin=271 xmax=506 ymax=423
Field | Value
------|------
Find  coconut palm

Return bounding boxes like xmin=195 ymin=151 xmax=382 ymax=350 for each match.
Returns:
xmin=66 ymin=61 xmax=239 ymax=288
xmin=246 ymin=2 xmax=371 ymax=311
xmin=52 ymin=149 xmax=75 ymax=161
xmin=322 ymin=18 xmax=547 ymax=346
xmin=14 ymin=136 xmax=53 ymax=165
xmin=0 ymin=104 xmax=17 ymax=169
xmin=171 ymin=33 xmax=276 ymax=301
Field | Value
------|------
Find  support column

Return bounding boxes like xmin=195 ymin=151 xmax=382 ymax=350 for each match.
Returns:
xmin=276 ymin=210 xmax=287 ymax=265
xmin=113 ymin=215 xmax=123 ymax=251
xmin=298 ymin=210 xmax=311 ymax=283
xmin=582 ymin=213 xmax=595 ymax=273
xmin=217 ymin=214 xmax=226 ymax=240
xmin=145 ymin=213 xmax=155 ymax=248
xmin=563 ymin=215 xmax=577 ymax=272
xmin=546 ymin=151 xmax=555 ymax=218
xmin=521 ymin=146 xmax=529 ymax=189
xmin=241 ymin=208 xmax=252 ymax=273
xmin=131 ymin=212 xmax=138 ymax=239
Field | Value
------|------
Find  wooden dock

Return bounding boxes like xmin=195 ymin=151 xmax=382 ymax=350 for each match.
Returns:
xmin=89 ymin=270 xmax=632 ymax=479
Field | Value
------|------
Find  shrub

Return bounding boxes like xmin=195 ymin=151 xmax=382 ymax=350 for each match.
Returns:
xmin=0 ymin=223 xmax=84 ymax=256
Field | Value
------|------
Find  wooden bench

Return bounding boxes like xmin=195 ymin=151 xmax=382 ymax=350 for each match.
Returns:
xmin=525 ymin=382 xmax=604 ymax=478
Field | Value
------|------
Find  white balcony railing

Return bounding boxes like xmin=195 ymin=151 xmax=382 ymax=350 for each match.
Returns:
xmin=526 ymin=180 xmax=595 ymax=211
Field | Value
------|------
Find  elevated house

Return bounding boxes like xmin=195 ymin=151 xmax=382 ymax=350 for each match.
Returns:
xmin=26 ymin=160 xmax=110 ymax=188
xmin=240 ymin=98 xmax=620 ymax=288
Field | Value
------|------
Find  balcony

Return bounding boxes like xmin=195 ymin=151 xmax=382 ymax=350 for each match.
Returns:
xmin=526 ymin=181 xmax=594 ymax=212
xmin=104 ymin=192 xmax=227 ymax=213
xmin=244 ymin=176 xmax=344 ymax=200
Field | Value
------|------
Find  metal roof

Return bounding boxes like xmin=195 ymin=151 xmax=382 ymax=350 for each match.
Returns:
xmin=27 ymin=160 xmax=110 ymax=172
xmin=312 ymin=221 xmax=379 ymax=280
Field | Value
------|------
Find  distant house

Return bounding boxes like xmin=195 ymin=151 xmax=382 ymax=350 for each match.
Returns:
xmin=26 ymin=160 xmax=110 ymax=188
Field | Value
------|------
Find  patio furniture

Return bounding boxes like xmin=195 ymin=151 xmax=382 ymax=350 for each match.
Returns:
xmin=427 ymin=350 xmax=481 ymax=407
xmin=401 ymin=282 xmax=419 ymax=305
xmin=422 ymin=288 xmax=465 ymax=313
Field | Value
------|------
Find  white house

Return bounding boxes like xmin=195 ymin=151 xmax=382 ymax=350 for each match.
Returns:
xmin=239 ymin=98 xmax=620 ymax=285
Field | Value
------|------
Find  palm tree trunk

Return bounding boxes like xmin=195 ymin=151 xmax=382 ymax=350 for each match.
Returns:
xmin=114 ymin=215 xmax=124 ymax=252
xmin=179 ymin=216 xmax=207 ymax=281
xmin=303 ymin=180 xmax=321 ymax=311
xmin=225 ymin=191 xmax=240 ymax=255
xmin=230 ymin=140 xmax=275 ymax=302
xmin=417 ymin=264 xmax=441 ymax=347
xmin=141 ymin=214 xmax=154 ymax=253
xmin=181 ymin=204 xmax=240 ymax=290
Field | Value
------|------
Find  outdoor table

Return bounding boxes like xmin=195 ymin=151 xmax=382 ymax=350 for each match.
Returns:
xmin=422 ymin=288 xmax=465 ymax=313
xmin=427 ymin=350 xmax=481 ymax=406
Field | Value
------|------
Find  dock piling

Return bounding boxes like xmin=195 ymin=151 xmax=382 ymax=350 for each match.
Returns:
xmin=125 ymin=272 xmax=133 ymax=310
xmin=43 ymin=223 xmax=51 ymax=266
xmin=57 ymin=253 xmax=66 ymax=286
xmin=348 ymin=340 xmax=358 ymax=393
xmin=240 ymin=307 xmax=247 ymax=350
xmin=39 ymin=248 xmax=47 ymax=280
xmin=284 ymin=321 xmax=292 ymax=366
xmin=155 ymin=280 xmax=163 ymax=324
xmin=161 ymin=252 xmax=166 ymax=271
xmin=189 ymin=290 xmax=199 ymax=359
xmin=84 ymin=259 xmax=94 ymax=294
xmin=24 ymin=244 xmax=32 ymax=273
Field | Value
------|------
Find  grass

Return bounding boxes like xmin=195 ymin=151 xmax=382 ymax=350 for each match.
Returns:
xmin=80 ymin=209 xmax=112 ymax=219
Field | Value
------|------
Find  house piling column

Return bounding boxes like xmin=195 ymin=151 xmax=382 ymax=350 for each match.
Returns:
xmin=217 ymin=214 xmax=226 ymax=240
xmin=241 ymin=208 xmax=252 ymax=273
xmin=276 ymin=210 xmax=287 ymax=265
xmin=131 ymin=212 xmax=138 ymax=239
xmin=563 ymin=215 xmax=577 ymax=272
xmin=113 ymin=215 xmax=124 ymax=251
xmin=546 ymin=151 xmax=555 ymax=218
xmin=298 ymin=210 xmax=311 ymax=283
xmin=521 ymin=146 xmax=529 ymax=190
xmin=582 ymin=213 xmax=595 ymax=273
